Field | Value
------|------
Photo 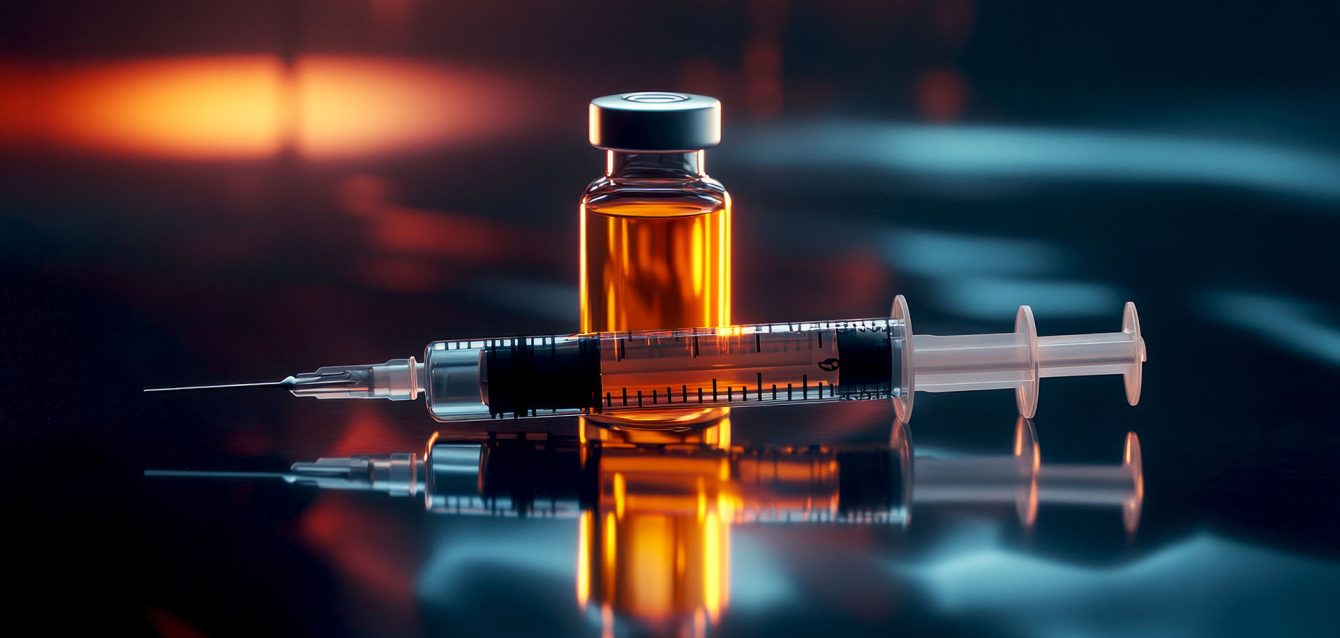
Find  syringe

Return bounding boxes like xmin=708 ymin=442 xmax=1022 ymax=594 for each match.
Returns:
xmin=146 ymin=295 xmax=1146 ymax=423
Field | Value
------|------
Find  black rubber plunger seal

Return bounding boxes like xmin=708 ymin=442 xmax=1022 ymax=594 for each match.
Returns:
xmin=476 ymin=434 xmax=587 ymax=515
xmin=835 ymin=323 xmax=894 ymax=398
xmin=836 ymin=448 xmax=906 ymax=516
xmin=485 ymin=337 xmax=602 ymax=418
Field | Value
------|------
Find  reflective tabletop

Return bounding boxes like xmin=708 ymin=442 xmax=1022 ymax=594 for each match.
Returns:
xmin=4 ymin=2 xmax=1339 ymax=636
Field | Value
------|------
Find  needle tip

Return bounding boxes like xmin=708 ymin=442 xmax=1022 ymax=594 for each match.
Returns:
xmin=142 ymin=380 xmax=288 ymax=393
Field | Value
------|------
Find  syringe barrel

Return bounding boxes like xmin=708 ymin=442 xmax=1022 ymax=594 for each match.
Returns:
xmin=424 ymin=345 xmax=489 ymax=420
xmin=423 ymin=319 xmax=903 ymax=422
xmin=425 ymin=336 xmax=602 ymax=421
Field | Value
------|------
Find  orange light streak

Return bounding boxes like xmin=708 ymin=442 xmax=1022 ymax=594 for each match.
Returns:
xmin=703 ymin=510 xmax=723 ymax=622
xmin=613 ymin=472 xmax=627 ymax=519
xmin=0 ymin=55 xmax=523 ymax=159
xmin=577 ymin=511 xmax=592 ymax=607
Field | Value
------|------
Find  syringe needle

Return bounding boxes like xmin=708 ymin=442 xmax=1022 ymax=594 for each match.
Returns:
xmin=144 ymin=370 xmax=367 ymax=394
xmin=142 ymin=379 xmax=292 ymax=393
xmin=143 ymin=469 xmax=293 ymax=480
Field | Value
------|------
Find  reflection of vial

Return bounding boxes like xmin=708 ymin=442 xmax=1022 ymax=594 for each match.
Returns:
xmin=581 ymin=92 xmax=731 ymax=428
xmin=581 ymin=92 xmax=730 ymax=333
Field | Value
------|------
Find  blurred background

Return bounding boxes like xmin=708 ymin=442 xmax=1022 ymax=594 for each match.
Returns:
xmin=3 ymin=1 xmax=1339 ymax=636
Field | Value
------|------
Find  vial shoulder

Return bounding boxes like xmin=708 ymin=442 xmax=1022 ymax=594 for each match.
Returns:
xmin=582 ymin=175 xmax=728 ymax=218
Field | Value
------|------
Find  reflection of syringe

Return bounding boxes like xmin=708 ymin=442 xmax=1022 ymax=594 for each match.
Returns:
xmin=146 ymin=295 xmax=1146 ymax=423
xmin=903 ymin=418 xmax=1143 ymax=533
xmin=146 ymin=419 xmax=1143 ymax=532
xmin=145 ymin=434 xmax=912 ymax=523
xmin=147 ymin=423 xmax=1144 ymax=635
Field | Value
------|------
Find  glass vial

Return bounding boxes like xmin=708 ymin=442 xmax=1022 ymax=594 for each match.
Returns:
xmin=580 ymin=92 xmax=731 ymax=429
xmin=581 ymin=92 xmax=730 ymax=333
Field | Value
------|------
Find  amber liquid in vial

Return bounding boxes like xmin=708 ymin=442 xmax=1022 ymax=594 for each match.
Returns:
xmin=580 ymin=151 xmax=732 ymax=428
xmin=581 ymin=198 xmax=731 ymax=333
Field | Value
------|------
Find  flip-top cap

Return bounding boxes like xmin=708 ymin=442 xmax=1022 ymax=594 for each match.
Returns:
xmin=589 ymin=92 xmax=721 ymax=151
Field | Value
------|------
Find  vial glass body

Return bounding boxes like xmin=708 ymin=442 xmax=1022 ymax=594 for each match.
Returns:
xmin=580 ymin=150 xmax=731 ymax=333
xmin=580 ymin=150 xmax=731 ymax=428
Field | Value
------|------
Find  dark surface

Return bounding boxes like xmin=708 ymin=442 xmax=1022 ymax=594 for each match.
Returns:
xmin=3 ymin=1 xmax=1339 ymax=636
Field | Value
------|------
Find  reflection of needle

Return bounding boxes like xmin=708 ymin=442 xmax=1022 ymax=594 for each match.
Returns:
xmin=145 ymin=458 xmax=413 ymax=492
xmin=143 ymin=380 xmax=291 ymax=393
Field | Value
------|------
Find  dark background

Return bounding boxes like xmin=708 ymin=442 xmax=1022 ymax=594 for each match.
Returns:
xmin=3 ymin=1 xmax=1339 ymax=636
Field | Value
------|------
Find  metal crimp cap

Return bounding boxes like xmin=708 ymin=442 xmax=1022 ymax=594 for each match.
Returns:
xmin=589 ymin=92 xmax=722 ymax=152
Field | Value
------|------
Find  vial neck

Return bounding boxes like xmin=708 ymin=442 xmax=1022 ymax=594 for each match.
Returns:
xmin=606 ymin=150 xmax=705 ymax=178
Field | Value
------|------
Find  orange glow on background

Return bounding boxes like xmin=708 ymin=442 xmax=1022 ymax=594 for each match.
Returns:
xmin=916 ymin=68 xmax=968 ymax=122
xmin=339 ymin=175 xmax=511 ymax=262
xmin=332 ymin=173 xmax=562 ymax=292
xmin=147 ymin=609 xmax=209 ymax=638
xmin=0 ymin=56 xmax=525 ymax=159
xmin=282 ymin=403 xmax=425 ymax=464
xmin=3 ymin=56 xmax=285 ymax=158
xmin=298 ymin=495 xmax=421 ymax=634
